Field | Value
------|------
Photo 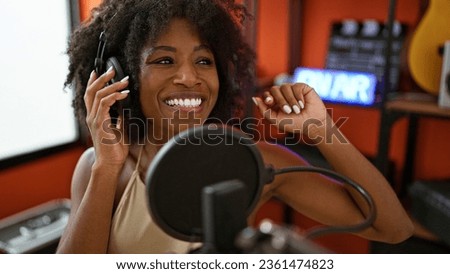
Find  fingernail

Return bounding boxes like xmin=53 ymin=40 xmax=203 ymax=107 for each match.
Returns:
xmin=120 ymin=76 xmax=129 ymax=82
xmin=282 ymin=105 xmax=292 ymax=114
xmin=106 ymin=66 xmax=114 ymax=73
xmin=298 ymin=100 xmax=305 ymax=109
xmin=292 ymin=105 xmax=301 ymax=114
xmin=252 ymin=97 xmax=258 ymax=106
xmin=120 ymin=89 xmax=130 ymax=94
xmin=265 ymin=97 xmax=273 ymax=104
xmin=90 ymin=70 xmax=96 ymax=78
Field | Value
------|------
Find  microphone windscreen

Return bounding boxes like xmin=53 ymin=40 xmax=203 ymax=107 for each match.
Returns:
xmin=145 ymin=124 xmax=266 ymax=241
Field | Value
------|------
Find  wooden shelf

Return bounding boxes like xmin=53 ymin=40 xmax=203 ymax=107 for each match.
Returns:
xmin=386 ymin=96 xmax=450 ymax=118
xmin=376 ymin=93 xmax=450 ymax=197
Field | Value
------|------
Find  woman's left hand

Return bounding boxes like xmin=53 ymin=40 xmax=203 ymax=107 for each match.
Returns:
xmin=252 ymin=83 xmax=328 ymax=135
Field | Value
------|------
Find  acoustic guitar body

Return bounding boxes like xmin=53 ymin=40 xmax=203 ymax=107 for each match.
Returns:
xmin=408 ymin=0 xmax=450 ymax=95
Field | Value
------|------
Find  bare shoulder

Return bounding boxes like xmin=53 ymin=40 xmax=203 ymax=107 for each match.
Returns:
xmin=69 ymin=147 xmax=138 ymax=210
xmin=71 ymin=147 xmax=96 ymax=202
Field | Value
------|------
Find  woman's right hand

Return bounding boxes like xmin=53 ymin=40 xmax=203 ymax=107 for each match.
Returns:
xmin=84 ymin=67 xmax=130 ymax=168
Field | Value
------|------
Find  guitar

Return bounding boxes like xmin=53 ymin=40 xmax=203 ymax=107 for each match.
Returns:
xmin=408 ymin=0 xmax=450 ymax=95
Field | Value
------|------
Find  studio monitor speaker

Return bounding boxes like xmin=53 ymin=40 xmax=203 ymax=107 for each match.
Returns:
xmin=438 ymin=40 xmax=450 ymax=108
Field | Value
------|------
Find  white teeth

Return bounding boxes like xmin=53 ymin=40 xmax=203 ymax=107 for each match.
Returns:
xmin=165 ymin=98 xmax=202 ymax=108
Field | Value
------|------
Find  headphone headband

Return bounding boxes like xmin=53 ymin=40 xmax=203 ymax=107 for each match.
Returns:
xmin=94 ymin=32 xmax=107 ymax=74
xmin=92 ymin=30 xmax=130 ymax=115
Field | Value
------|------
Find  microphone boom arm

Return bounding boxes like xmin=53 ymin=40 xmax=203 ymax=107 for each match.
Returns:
xmin=271 ymin=165 xmax=377 ymax=239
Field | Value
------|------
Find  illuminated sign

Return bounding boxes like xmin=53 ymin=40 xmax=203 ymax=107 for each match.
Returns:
xmin=292 ymin=67 xmax=378 ymax=106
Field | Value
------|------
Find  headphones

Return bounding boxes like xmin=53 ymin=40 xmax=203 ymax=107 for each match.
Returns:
xmin=94 ymin=32 xmax=126 ymax=83
xmin=94 ymin=31 xmax=131 ymax=116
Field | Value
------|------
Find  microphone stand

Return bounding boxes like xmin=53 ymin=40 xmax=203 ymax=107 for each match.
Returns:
xmin=192 ymin=179 xmax=330 ymax=254
xmin=193 ymin=179 xmax=248 ymax=253
xmin=235 ymin=220 xmax=330 ymax=254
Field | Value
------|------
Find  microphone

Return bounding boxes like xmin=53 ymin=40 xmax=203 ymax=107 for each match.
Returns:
xmin=145 ymin=124 xmax=271 ymax=244
xmin=145 ymin=124 xmax=376 ymax=253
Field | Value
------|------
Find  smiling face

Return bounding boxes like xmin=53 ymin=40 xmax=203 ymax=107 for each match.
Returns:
xmin=138 ymin=18 xmax=219 ymax=142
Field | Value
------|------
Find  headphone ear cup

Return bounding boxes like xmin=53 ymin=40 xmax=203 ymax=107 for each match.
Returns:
xmin=106 ymin=56 xmax=125 ymax=83
xmin=105 ymin=56 xmax=131 ymax=110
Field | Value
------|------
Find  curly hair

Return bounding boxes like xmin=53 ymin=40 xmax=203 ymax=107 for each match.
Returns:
xmin=66 ymin=0 xmax=256 ymax=143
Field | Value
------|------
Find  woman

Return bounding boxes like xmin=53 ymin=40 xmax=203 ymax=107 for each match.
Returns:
xmin=57 ymin=0 xmax=413 ymax=253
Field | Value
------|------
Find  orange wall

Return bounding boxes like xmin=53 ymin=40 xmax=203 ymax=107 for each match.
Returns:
xmin=256 ymin=0 xmax=289 ymax=77
xmin=0 ymin=147 xmax=85 ymax=219
xmin=79 ymin=0 xmax=102 ymax=20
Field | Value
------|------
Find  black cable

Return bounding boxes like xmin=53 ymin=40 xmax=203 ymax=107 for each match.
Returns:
xmin=273 ymin=166 xmax=377 ymax=240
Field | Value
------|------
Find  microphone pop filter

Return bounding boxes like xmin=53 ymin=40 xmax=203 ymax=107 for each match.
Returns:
xmin=145 ymin=124 xmax=269 ymax=242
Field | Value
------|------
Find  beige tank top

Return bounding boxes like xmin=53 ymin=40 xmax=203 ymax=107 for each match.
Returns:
xmin=107 ymin=147 xmax=199 ymax=253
